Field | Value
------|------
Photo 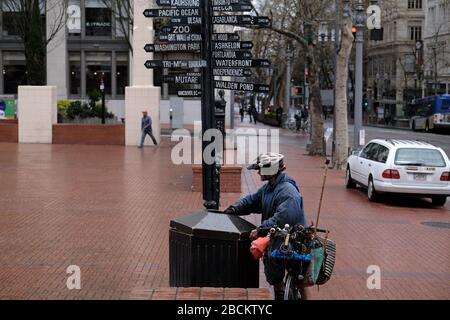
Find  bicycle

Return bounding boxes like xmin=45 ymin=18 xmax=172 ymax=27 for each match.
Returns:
xmin=263 ymin=224 xmax=333 ymax=300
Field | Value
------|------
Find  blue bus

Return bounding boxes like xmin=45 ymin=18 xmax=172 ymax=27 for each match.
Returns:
xmin=409 ymin=95 xmax=450 ymax=132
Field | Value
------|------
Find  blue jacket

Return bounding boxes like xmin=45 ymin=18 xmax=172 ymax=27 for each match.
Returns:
xmin=231 ymin=173 xmax=306 ymax=234
xmin=142 ymin=116 xmax=152 ymax=132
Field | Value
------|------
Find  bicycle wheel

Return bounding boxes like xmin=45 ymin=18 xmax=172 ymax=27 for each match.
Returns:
xmin=283 ymin=274 xmax=300 ymax=300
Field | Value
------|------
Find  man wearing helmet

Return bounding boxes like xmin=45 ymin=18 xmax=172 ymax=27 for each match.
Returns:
xmin=224 ymin=152 xmax=307 ymax=300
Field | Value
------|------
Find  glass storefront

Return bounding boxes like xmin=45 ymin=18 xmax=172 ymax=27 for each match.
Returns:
xmin=116 ymin=52 xmax=128 ymax=96
xmin=3 ymin=52 xmax=26 ymax=94
xmin=69 ymin=52 xmax=81 ymax=95
xmin=86 ymin=52 xmax=111 ymax=95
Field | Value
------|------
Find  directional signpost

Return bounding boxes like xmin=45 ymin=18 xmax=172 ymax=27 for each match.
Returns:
xmin=144 ymin=0 xmax=272 ymax=210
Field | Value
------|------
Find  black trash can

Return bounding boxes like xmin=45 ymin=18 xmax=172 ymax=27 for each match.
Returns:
xmin=169 ymin=210 xmax=259 ymax=288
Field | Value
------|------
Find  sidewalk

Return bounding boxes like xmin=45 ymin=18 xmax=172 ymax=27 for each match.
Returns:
xmin=0 ymin=120 xmax=448 ymax=300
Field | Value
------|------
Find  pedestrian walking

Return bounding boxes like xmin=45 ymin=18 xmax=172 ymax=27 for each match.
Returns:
xmin=251 ymin=106 xmax=259 ymax=124
xmin=138 ymin=111 xmax=158 ymax=148
xmin=240 ymin=107 xmax=245 ymax=122
xmin=248 ymin=107 xmax=253 ymax=123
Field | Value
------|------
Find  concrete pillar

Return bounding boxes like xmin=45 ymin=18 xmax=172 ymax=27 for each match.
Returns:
xmin=46 ymin=0 xmax=67 ymax=100
xmin=132 ymin=0 xmax=155 ymax=86
xmin=125 ymin=0 xmax=160 ymax=146
xmin=18 ymin=86 xmax=57 ymax=144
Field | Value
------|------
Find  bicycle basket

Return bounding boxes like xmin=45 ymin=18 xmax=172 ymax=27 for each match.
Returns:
xmin=316 ymin=237 xmax=336 ymax=285
xmin=302 ymin=236 xmax=336 ymax=286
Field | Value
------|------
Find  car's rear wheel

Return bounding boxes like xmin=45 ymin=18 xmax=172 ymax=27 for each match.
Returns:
xmin=367 ymin=177 xmax=378 ymax=202
xmin=432 ymin=196 xmax=447 ymax=207
xmin=346 ymin=167 xmax=356 ymax=189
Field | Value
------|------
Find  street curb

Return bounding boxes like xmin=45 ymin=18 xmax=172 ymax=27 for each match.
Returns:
xmin=363 ymin=124 xmax=411 ymax=131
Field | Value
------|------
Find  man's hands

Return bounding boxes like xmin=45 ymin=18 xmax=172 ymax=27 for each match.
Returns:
xmin=250 ymin=229 xmax=259 ymax=241
xmin=223 ymin=206 xmax=237 ymax=215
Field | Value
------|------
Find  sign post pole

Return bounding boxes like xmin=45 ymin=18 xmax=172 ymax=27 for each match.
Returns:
xmin=201 ymin=0 xmax=220 ymax=210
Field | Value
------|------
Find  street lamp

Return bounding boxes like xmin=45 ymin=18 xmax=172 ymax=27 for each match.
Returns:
xmin=353 ymin=0 xmax=365 ymax=148
xmin=100 ymin=74 xmax=105 ymax=125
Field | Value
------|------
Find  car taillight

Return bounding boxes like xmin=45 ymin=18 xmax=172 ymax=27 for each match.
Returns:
xmin=382 ymin=170 xmax=401 ymax=179
xmin=440 ymin=172 xmax=450 ymax=181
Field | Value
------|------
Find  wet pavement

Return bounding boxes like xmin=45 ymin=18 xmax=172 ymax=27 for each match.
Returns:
xmin=0 ymin=121 xmax=448 ymax=299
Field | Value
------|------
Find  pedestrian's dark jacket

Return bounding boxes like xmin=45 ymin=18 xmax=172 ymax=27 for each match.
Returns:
xmin=142 ymin=116 xmax=153 ymax=132
xmin=230 ymin=173 xmax=306 ymax=234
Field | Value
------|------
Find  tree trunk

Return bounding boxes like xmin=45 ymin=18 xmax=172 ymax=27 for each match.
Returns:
xmin=333 ymin=19 xmax=353 ymax=170
xmin=25 ymin=0 xmax=46 ymax=85
xmin=308 ymin=47 xmax=325 ymax=156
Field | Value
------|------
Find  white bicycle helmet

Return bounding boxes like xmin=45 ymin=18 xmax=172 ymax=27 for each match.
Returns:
xmin=247 ymin=152 xmax=286 ymax=176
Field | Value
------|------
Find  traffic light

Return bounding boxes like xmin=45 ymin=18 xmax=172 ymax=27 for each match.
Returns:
xmin=292 ymin=86 xmax=303 ymax=97
xmin=363 ymin=96 xmax=369 ymax=110
xmin=352 ymin=26 xmax=357 ymax=42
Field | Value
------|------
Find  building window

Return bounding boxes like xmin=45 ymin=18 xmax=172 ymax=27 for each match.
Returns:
xmin=409 ymin=26 xmax=422 ymax=41
xmin=67 ymin=0 xmax=82 ymax=37
xmin=85 ymin=0 xmax=112 ymax=37
xmin=86 ymin=52 xmax=111 ymax=95
xmin=408 ymin=0 xmax=422 ymax=9
xmin=3 ymin=52 xmax=26 ymax=94
xmin=69 ymin=52 xmax=81 ymax=95
xmin=2 ymin=10 xmax=21 ymax=37
xmin=116 ymin=52 xmax=129 ymax=96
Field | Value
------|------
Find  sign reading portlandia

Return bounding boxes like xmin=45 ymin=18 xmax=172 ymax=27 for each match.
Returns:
xmin=145 ymin=60 xmax=207 ymax=69
xmin=214 ymin=80 xmax=270 ymax=93
xmin=212 ymin=51 xmax=252 ymax=59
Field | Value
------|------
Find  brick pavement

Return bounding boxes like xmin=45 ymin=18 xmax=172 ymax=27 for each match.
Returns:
xmin=0 ymin=120 xmax=448 ymax=300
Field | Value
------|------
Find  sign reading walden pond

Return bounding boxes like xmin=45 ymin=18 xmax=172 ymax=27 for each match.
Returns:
xmin=145 ymin=0 xmax=272 ymax=208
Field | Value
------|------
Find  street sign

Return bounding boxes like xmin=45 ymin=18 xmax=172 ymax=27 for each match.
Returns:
xmin=161 ymin=25 xmax=201 ymax=34
xmin=213 ymin=68 xmax=252 ymax=77
xmin=212 ymin=15 xmax=270 ymax=27
xmin=211 ymin=33 xmax=240 ymax=41
xmin=178 ymin=89 xmax=202 ymax=97
xmin=170 ymin=16 xmax=202 ymax=25
xmin=212 ymin=41 xmax=253 ymax=50
xmin=159 ymin=33 xmax=202 ymax=42
xmin=212 ymin=4 xmax=252 ymax=12
xmin=157 ymin=0 xmax=200 ymax=7
xmin=144 ymin=43 xmax=201 ymax=52
xmin=143 ymin=8 xmax=201 ymax=18
xmin=212 ymin=51 xmax=252 ymax=59
xmin=213 ymin=59 xmax=271 ymax=68
xmin=214 ymin=80 xmax=269 ymax=93
xmin=163 ymin=74 xmax=201 ymax=84
xmin=211 ymin=0 xmax=250 ymax=5
xmin=145 ymin=60 xmax=207 ymax=69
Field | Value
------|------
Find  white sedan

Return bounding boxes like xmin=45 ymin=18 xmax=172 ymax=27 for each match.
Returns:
xmin=346 ymin=139 xmax=450 ymax=206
